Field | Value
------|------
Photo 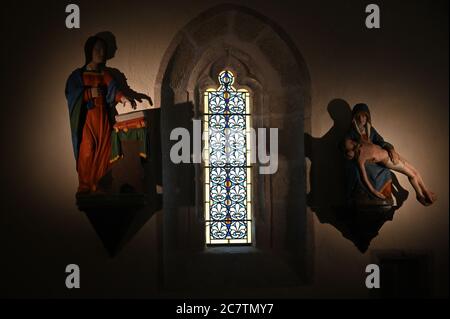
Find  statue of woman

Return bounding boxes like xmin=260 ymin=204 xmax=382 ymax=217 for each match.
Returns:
xmin=65 ymin=36 xmax=135 ymax=195
xmin=344 ymin=103 xmax=400 ymax=204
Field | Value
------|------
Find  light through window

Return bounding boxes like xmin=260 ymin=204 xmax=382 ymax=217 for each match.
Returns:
xmin=203 ymin=70 xmax=252 ymax=245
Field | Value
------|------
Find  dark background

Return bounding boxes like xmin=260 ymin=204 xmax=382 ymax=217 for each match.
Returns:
xmin=0 ymin=0 xmax=448 ymax=298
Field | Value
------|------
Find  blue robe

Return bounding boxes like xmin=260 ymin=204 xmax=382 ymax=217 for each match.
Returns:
xmin=344 ymin=122 xmax=393 ymax=202
xmin=65 ymin=67 xmax=120 ymax=162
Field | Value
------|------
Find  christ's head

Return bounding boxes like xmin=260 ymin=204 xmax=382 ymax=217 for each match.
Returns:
xmin=344 ymin=138 xmax=357 ymax=160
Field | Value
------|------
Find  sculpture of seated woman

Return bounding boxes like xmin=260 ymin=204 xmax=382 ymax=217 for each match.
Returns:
xmin=343 ymin=103 xmax=400 ymax=206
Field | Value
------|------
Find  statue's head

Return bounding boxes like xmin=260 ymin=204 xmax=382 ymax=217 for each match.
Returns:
xmin=352 ymin=103 xmax=371 ymax=126
xmin=343 ymin=138 xmax=357 ymax=160
xmin=84 ymin=36 xmax=107 ymax=66
xmin=95 ymin=31 xmax=118 ymax=60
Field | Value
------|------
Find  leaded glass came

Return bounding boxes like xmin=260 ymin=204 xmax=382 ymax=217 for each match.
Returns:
xmin=204 ymin=71 xmax=252 ymax=245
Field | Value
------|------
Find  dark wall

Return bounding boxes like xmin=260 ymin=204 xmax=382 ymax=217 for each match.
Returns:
xmin=0 ymin=0 xmax=448 ymax=298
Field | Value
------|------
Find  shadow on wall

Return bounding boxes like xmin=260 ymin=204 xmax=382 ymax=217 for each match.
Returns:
xmin=96 ymin=31 xmax=154 ymax=109
xmin=304 ymin=98 xmax=409 ymax=253
xmin=82 ymin=194 xmax=160 ymax=257
xmin=160 ymin=54 xmax=196 ymax=208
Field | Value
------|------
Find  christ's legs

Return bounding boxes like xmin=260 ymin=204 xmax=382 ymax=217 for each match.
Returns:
xmin=403 ymin=160 xmax=436 ymax=204
xmin=384 ymin=157 xmax=435 ymax=206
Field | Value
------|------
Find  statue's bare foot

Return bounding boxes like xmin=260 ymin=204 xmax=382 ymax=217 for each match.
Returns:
xmin=417 ymin=195 xmax=431 ymax=206
xmin=425 ymin=191 xmax=437 ymax=204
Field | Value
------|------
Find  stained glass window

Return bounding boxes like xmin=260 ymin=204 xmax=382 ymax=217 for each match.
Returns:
xmin=204 ymin=70 xmax=252 ymax=245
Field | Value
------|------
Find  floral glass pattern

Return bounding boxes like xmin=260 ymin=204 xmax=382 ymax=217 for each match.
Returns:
xmin=204 ymin=71 xmax=252 ymax=245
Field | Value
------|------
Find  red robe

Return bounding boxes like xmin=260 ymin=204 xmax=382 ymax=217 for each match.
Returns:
xmin=77 ymin=70 xmax=123 ymax=193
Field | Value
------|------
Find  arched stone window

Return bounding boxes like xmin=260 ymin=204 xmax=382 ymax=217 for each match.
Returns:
xmin=156 ymin=4 xmax=313 ymax=290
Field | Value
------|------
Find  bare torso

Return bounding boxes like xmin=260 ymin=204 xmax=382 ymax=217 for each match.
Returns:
xmin=357 ymin=141 xmax=390 ymax=165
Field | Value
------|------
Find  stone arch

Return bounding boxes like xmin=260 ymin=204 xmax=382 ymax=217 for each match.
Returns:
xmin=155 ymin=4 xmax=313 ymax=290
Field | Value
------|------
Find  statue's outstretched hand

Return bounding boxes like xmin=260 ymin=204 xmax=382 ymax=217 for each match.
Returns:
xmin=120 ymin=96 xmax=137 ymax=109
xmin=132 ymin=92 xmax=154 ymax=107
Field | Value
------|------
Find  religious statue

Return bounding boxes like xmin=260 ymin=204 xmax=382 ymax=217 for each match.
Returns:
xmin=65 ymin=36 xmax=137 ymax=195
xmin=344 ymin=139 xmax=436 ymax=206
xmin=343 ymin=103 xmax=398 ymax=204
xmin=343 ymin=103 xmax=436 ymax=206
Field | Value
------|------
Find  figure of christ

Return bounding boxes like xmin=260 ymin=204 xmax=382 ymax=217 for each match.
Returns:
xmin=344 ymin=139 xmax=436 ymax=206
